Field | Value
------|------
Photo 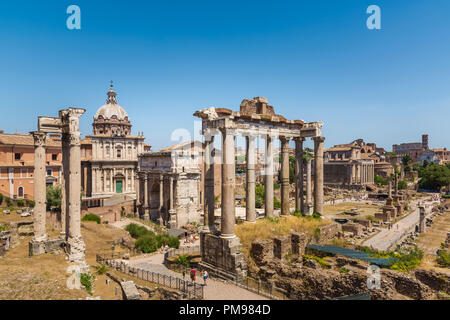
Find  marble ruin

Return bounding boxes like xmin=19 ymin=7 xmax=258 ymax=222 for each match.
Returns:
xmin=29 ymin=108 xmax=88 ymax=269
xmin=136 ymin=147 xmax=202 ymax=228
xmin=194 ymin=97 xmax=325 ymax=280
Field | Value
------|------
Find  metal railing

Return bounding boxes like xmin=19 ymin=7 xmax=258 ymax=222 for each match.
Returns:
xmin=96 ymin=254 xmax=203 ymax=300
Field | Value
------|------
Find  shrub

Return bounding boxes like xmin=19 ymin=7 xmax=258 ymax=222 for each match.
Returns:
xmin=80 ymin=273 xmax=95 ymax=295
xmin=303 ymin=254 xmax=329 ymax=269
xmin=0 ymin=193 xmax=3 ymax=204
xmin=16 ymin=200 xmax=24 ymax=207
xmin=437 ymin=250 xmax=450 ymax=268
xmin=125 ymin=223 xmax=154 ymax=239
xmin=26 ymin=200 xmax=35 ymax=208
xmin=46 ymin=185 xmax=61 ymax=211
xmin=273 ymin=197 xmax=281 ymax=209
xmin=168 ymin=236 xmax=180 ymax=249
xmin=340 ymin=267 xmax=350 ymax=274
xmin=389 ymin=246 xmax=424 ymax=272
xmin=5 ymin=197 xmax=12 ymax=207
xmin=81 ymin=213 xmax=101 ymax=224
xmin=135 ymin=235 xmax=159 ymax=253
xmin=374 ymin=175 xmax=387 ymax=187
xmin=96 ymin=264 xmax=108 ymax=275
xmin=174 ymin=254 xmax=191 ymax=268
xmin=398 ymin=180 xmax=407 ymax=190
xmin=292 ymin=210 xmax=302 ymax=217
xmin=0 ymin=223 xmax=8 ymax=232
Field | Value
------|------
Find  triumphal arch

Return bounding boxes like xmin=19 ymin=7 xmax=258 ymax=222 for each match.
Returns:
xmin=194 ymin=97 xmax=324 ymax=281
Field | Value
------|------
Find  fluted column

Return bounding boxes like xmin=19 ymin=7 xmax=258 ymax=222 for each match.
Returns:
xmin=294 ymin=137 xmax=304 ymax=213
xmin=280 ymin=136 xmax=290 ymax=216
xmin=245 ymin=135 xmax=256 ymax=222
xmin=203 ymin=132 xmax=216 ymax=231
xmin=264 ymin=134 xmax=274 ymax=217
xmin=220 ymin=128 xmax=235 ymax=238
xmin=313 ymin=136 xmax=325 ymax=215
xmin=31 ymin=131 xmax=47 ymax=243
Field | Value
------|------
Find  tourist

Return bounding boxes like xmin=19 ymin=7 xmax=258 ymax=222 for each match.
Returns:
xmin=184 ymin=231 xmax=188 ymax=243
xmin=190 ymin=268 xmax=196 ymax=283
xmin=203 ymin=270 xmax=208 ymax=286
xmin=182 ymin=270 xmax=186 ymax=280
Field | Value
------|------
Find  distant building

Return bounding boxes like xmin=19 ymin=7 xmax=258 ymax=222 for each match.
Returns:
xmin=324 ymin=139 xmax=374 ymax=188
xmin=0 ymin=131 xmax=62 ymax=200
xmin=392 ymin=134 xmax=428 ymax=162
xmin=81 ymin=84 xmax=146 ymax=199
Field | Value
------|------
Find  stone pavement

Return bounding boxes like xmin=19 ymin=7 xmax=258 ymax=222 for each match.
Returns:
xmin=362 ymin=199 xmax=437 ymax=251
xmin=128 ymin=249 xmax=267 ymax=300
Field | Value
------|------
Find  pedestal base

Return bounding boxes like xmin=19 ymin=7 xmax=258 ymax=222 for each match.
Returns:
xmin=199 ymin=232 xmax=247 ymax=282
xmin=29 ymin=238 xmax=65 ymax=257
xmin=67 ymin=236 xmax=86 ymax=264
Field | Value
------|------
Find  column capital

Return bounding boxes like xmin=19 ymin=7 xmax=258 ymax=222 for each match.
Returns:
xmin=294 ymin=136 xmax=306 ymax=142
xmin=68 ymin=132 xmax=81 ymax=146
xmin=30 ymin=131 xmax=47 ymax=146
xmin=279 ymin=136 xmax=291 ymax=143
xmin=313 ymin=136 xmax=325 ymax=143
xmin=219 ymin=127 xmax=238 ymax=136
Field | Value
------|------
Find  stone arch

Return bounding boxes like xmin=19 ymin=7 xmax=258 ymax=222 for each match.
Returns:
xmin=150 ymin=182 xmax=160 ymax=220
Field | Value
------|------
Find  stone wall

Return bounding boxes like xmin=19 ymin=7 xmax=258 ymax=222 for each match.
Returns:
xmin=199 ymin=232 xmax=247 ymax=281
xmin=81 ymin=200 xmax=135 ymax=224
xmin=0 ymin=231 xmax=10 ymax=257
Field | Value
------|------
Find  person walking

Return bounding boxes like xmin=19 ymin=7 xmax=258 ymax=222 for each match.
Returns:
xmin=202 ymin=270 xmax=208 ymax=286
xmin=184 ymin=231 xmax=188 ymax=243
xmin=182 ymin=270 xmax=186 ymax=280
xmin=190 ymin=268 xmax=196 ymax=284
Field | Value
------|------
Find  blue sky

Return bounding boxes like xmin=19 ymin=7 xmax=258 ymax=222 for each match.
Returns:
xmin=0 ymin=0 xmax=449 ymax=151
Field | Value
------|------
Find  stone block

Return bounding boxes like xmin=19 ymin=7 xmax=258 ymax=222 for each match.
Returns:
xmin=291 ymin=232 xmax=308 ymax=256
xmin=120 ymin=281 xmax=141 ymax=300
xmin=250 ymin=239 xmax=273 ymax=265
xmin=273 ymin=236 xmax=289 ymax=260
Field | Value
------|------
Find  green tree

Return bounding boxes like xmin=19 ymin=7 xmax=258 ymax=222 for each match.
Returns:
xmin=418 ymin=163 xmax=450 ymax=191
xmin=46 ymin=185 xmax=62 ymax=211
xmin=401 ymin=155 xmax=412 ymax=166
xmin=374 ymin=175 xmax=387 ymax=187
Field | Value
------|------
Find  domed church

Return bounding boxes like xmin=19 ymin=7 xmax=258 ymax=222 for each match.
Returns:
xmin=81 ymin=83 xmax=148 ymax=200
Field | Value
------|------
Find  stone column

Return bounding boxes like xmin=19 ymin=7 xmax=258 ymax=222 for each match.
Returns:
xmin=221 ymin=128 xmax=235 ymax=238
xmin=60 ymin=133 xmax=69 ymax=239
xmin=264 ymin=134 xmax=274 ymax=217
xmin=280 ymin=136 xmax=290 ymax=216
xmin=294 ymin=137 xmax=304 ymax=213
xmin=313 ymin=136 xmax=325 ymax=215
xmin=159 ymin=175 xmax=164 ymax=225
xmin=305 ymin=158 xmax=313 ymax=215
xmin=143 ymin=173 xmax=150 ymax=220
xmin=245 ymin=135 xmax=256 ymax=222
xmin=203 ymin=132 xmax=216 ymax=231
xmin=168 ymin=176 xmax=177 ymax=228
xmin=67 ymin=129 xmax=86 ymax=263
xmin=419 ymin=206 xmax=426 ymax=233
xmin=31 ymin=131 xmax=47 ymax=243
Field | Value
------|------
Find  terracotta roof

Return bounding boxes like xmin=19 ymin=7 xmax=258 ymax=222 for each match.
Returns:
xmin=0 ymin=133 xmax=61 ymax=147
xmin=326 ymin=146 xmax=352 ymax=152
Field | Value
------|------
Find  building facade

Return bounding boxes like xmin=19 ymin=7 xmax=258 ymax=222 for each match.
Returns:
xmin=81 ymin=84 xmax=146 ymax=198
xmin=0 ymin=132 xmax=62 ymax=200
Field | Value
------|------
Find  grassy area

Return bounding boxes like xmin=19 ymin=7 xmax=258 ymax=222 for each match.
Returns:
xmin=235 ymin=215 xmax=332 ymax=267
xmin=0 ymin=215 xmax=131 ymax=299
xmin=361 ymin=246 xmax=424 ymax=272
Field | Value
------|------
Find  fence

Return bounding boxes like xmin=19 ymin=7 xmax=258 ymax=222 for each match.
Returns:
xmin=96 ymin=254 xmax=203 ymax=300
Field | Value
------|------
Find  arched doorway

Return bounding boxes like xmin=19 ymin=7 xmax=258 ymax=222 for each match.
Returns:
xmin=150 ymin=182 xmax=160 ymax=221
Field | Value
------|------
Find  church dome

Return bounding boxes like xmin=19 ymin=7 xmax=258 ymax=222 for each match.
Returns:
xmin=92 ymin=83 xmax=132 ymax=136
xmin=95 ymin=102 xmax=128 ymax=120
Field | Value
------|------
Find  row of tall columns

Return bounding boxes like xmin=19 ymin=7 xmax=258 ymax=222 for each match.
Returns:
xmin=202 ymin=129 xmax=325 ymax=239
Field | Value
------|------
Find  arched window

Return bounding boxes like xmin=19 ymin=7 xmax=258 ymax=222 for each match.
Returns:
xmin=18 ymin=186 xmax=24 ymax=198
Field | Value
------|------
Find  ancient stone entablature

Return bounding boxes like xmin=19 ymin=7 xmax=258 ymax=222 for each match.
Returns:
xmin=194 ymin=97 xmax=325 ymax=281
